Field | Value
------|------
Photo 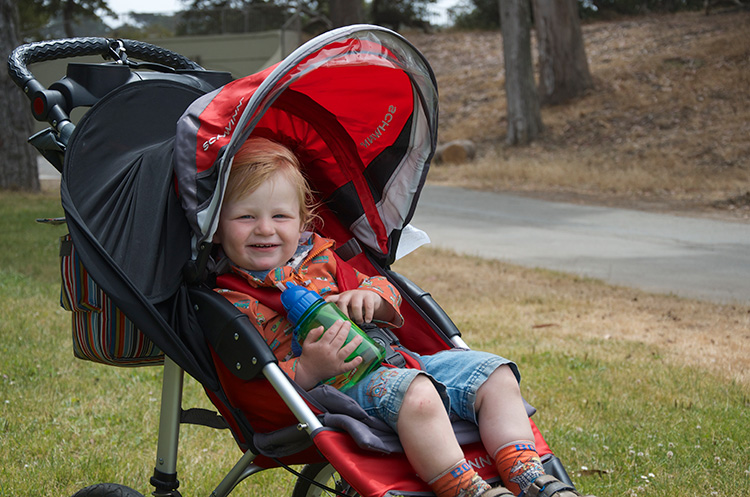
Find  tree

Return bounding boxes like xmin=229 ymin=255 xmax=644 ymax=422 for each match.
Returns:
xmin=1 ymin=0 xmax=40 ymax=191
xmin=20 ymin=0 xmax=114 ymax=38
xmin=500 ymin=0 xmax=542 ymax=145
xmin=328 ymin=0 xmax=363 ymax=27
xmin=370 ymin=0 xmax=436 ymax=30
xmin=532 ymin=0 xmax=593 ymax=106
xmin=178 ymin=0 xmax=294 ymax=36
xmin=448 ymin=0 xmax=500 ymax=30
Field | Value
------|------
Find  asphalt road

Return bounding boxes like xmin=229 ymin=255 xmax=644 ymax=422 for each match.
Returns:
xmin=410 ymin=185 xmax=750 ymax=306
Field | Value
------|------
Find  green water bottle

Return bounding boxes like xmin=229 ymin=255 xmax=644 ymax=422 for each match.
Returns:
xmin=281 ymin=282 xmax=386 ymax=392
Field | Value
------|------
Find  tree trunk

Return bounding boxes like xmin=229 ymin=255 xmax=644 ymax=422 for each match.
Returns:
xmin=1 ymin=0 xmax=40 ymax=191
xmin=500 ymin=0 xmax=542 ymax=145
xmin=63 ymin=0 xmax=75 ymax=37
xmin=532 ymin=0 xmax=593 ymax=106
xmin=329 ymin=0 xmax=364 ymax=27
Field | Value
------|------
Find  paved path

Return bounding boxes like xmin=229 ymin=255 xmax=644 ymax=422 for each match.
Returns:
xmin=410 ymin=185 xmax=750 ymax=305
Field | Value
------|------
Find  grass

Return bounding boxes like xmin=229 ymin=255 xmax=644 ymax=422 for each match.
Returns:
xmin=1 ymin=191 xmax=748 ymax=497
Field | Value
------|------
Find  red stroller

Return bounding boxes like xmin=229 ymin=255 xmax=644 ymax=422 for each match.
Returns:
xmin=9 ymin=25 xmax=574 ymax=497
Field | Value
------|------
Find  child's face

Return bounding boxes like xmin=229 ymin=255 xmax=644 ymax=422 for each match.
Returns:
xmin=215 ymin=170 xmax=304 ymax=272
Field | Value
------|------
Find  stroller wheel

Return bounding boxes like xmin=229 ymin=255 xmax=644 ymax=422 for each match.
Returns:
xmin=71 ymin=483 xmax=145 ymax=497
xmin=292 ymin=463 xmax=358 ymax=497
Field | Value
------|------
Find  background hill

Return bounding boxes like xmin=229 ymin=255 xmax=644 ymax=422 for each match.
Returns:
xmin=405 ymin=10 xmax=749 ymax=222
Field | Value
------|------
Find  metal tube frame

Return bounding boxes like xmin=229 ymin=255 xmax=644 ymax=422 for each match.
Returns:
xmin=152 ymin=357 xmax=323 ymax=497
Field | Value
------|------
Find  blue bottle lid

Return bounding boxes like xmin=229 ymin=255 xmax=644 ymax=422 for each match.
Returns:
xmin=280 ymin=282 xmax=323 ymax=325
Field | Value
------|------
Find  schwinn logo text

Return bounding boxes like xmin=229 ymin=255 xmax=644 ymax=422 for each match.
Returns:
xmin=202 ymin=96 xmax=245 ymax=151
xmin=360 ymin=105 xmax=397 ymax=149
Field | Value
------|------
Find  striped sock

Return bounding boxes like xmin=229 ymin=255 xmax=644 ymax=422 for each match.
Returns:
xmin=429 ymin=459 xmax=491 ymax=497
xmin=494 ymin=441 xmax=545 ymax=496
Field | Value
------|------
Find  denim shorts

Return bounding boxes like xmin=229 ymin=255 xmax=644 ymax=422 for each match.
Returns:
xmin=344 ymin=349 xmax=519 ymax=432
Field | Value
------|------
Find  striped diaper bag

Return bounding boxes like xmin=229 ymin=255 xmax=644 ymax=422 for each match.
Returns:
xmin=59 ymin=234 xmax=163 ymax=367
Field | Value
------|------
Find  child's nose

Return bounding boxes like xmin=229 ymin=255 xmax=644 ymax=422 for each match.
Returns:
xmin=255 ymin=217 xmax=275 ymax=235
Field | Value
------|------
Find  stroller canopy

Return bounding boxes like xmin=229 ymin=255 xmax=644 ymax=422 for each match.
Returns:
xmin=60 ymin=25 xmax=438 ymax=387
xmin=174 ymin=25 xmax=439 ymax=266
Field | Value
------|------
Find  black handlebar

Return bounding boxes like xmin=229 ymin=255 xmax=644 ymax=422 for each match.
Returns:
xmin=7 ymin=36 xmax=209 ymax=149
xmin=8 ymin=37 xmax=203 ymax=90
xmin=7 ymin=37 xmax=217 ymax=171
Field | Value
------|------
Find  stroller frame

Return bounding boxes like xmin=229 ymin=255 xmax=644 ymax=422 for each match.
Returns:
xmin=9 ymin=30 xmax=574 ymax=497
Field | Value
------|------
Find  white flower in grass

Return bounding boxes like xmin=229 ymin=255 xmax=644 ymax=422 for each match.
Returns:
xmin=666 ymin=451 xmax=674 ymax=458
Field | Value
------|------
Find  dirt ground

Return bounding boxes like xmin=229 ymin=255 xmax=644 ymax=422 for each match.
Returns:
xmin=405 ymin=9 xmax=750 ymax=223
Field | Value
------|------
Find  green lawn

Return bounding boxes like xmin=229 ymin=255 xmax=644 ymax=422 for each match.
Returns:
xmin=1 ymin=191 xmax=747 ymax=497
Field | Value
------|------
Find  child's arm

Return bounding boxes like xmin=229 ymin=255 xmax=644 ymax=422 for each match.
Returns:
xmin=293 ymin=320 xmax=364 ymax=390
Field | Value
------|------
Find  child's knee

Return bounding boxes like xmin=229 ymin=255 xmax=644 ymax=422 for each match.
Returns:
xmin=482 ymin=365 xmax=521 ymax=397
xmin=400 ymin=374 xmax=444 ymax=416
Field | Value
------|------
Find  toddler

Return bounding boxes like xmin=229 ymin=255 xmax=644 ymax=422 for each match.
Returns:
xmin=213 ymin=137 xmax=590 ymax=497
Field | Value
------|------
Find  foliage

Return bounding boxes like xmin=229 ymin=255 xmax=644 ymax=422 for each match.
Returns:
xmin=176 ymin=0 xmax=437 ymax=35
xmin=581 ymin=0 xmax=706 ymax=17
xmin=369 ymin=0 xmax=437 ymax=30
xmin=17 ymin=0 xmax=52 ymax=39
xmin=17 ymin=0 xmax=115 ymax=38
xmin=109 ymin=14 xmax=179 ymax=40
xmin=448 ymin=0 xmax=500 ymax=30
xmin=176 ymin=0 xmax=316 ymax=36
xmin=449 ymin=0 xmax=709 ymax=30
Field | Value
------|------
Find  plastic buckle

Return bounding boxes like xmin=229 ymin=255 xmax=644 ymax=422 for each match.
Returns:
xmin=107 ymin=39 xmax=128 ymax=64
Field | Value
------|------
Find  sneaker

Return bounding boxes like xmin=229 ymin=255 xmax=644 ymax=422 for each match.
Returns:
xmin=525 ymin=475 xmax=595 ymax=497
xmin=481 ymin=486 xmax=515 ymax=497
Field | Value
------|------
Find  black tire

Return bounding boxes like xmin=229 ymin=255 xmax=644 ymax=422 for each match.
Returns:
xmin=291 ymin=463 xmax=358 ymax=497
xmin=71 ymin=483 xmax=145 ymax=497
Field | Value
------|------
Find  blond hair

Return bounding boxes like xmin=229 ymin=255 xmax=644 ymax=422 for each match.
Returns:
xmin=224 ymin=137 xmax=318 ymax=228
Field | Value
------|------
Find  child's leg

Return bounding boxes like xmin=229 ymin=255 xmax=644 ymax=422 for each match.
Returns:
xmin=397 ymin=375 xmax=491 ymax=497
xmin=475 ymin=364 xmax=535 ymax=450
xmin=396 ymin=375 xmax=464 ymax=479
xmin=476 ymin=365 xmax=545 ymax=495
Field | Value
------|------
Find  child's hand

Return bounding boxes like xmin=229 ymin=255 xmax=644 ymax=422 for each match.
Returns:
xmin=326 ymin=289 xmax=387 ymax=324
xmin=294 ymin=320 xmax=363 ymax=390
